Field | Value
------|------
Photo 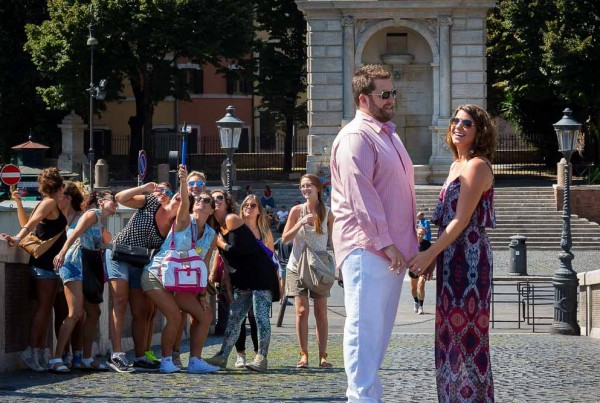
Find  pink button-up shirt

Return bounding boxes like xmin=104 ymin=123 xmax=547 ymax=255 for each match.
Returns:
xmin=330 ymin=110 xmax=419 ymax=268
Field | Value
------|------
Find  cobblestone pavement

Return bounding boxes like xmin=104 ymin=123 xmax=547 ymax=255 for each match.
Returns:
xmin=1 ymin=332 xmax=599 ymax=402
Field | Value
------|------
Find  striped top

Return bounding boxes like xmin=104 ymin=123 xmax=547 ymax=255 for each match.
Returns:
xmin=330 ymin=110 xmax=419 ymax=268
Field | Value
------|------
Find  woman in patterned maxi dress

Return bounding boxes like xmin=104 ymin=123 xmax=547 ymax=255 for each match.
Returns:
xmin=408 ymin=104 xmax=497 ymax=402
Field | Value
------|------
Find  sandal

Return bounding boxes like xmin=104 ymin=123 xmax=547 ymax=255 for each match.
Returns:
xmin=78 ymin=359 xmax=109 ymax=372
xmin=319 ymin=353 xmax=333 ymax=368
xmin=296 ymin=351 xmax=308 ymax=368
xmin=48 ymin=358 xmax=70 ymax=374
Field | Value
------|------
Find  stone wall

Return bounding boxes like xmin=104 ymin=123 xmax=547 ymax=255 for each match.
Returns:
xmin=578 ymin=269 xmax=600 ymax=339
xmin=554 ymin=185 xmax=600 ymax=225
xmin=0 ymin=238 xmax=164 ymax=372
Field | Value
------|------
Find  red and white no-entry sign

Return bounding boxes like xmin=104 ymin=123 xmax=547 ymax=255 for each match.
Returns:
xmin=0 ymin=164 xmax=22 ymax=186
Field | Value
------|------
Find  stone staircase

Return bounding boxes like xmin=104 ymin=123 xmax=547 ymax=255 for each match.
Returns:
xmin=416 ymin=186 xmax=600 ymax=250
xmin=256 ymin=183 xmax=600 ymax=251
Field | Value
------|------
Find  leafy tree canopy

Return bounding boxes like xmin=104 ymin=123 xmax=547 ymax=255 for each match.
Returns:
xmin=25 ymin=0 xmax=253 ymax=170
xmin=253 ymin=0 xmax=307 ymax=172
xmin=488 ymin=0 xmax=600 ymax=163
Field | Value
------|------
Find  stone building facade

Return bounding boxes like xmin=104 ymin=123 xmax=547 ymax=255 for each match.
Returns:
xmin=295 ymin=0 xmax=495 ymax=184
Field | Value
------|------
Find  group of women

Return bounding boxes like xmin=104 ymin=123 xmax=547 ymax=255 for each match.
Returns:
xmin=1 ymin=164 xmax=335 ymax=375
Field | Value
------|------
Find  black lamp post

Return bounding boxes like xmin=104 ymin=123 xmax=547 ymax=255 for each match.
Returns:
xmin=550 ymin=108 xmax=581 ymax=336
xmin=86 ymin=23 xmax=106 ymax=190
xmin=216 ymin=106 xmax=244 ymax=194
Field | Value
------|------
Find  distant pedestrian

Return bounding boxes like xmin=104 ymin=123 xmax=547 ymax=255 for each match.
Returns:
xmin=408 ymin=104 xmax=497 ymax=402
xmin=409 ymin=227 xmax=432 ymax=315
xmin=330 ymin=64 xmax=419 ymax=401
xmin=417 ymin=211 xmax=431 ymax=242
xmin=260 ymin=185 xmax=275 ymax=209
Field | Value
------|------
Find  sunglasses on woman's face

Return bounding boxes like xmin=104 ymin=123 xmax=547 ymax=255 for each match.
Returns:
xmin=245 ymin=203 xmax=258 ymax=209
xmin=450 ymin=117 xmax=474 ymax=129
xmin=213 ymin=194 xmax=225 ymax=201
xmin=156 ymin=188 xmax=173 ymax=198
xmin=196 ymin=196 xmax=212 ymax=204
xmin=188 ymin=181 xmax=205 ymax=188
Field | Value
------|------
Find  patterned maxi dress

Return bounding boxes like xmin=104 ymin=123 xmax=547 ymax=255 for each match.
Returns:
xmin=431 ymin=176 xmax=496 ymax=402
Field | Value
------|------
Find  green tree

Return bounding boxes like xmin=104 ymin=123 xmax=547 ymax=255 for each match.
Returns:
xmin=25 ymin=0 xmax=253 ymax=173
xmin=487 ymin=0 xmax=600 ymax=164
xmin=0 ymin=0 xmax=61 ymax=162
xmin=253 ymin=0 xmax=307 ymax=173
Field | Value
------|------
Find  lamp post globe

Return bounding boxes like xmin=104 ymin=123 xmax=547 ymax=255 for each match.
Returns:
xmin=216 ymin=105 xmax=244 ymax=195
xmin=550 ymin=108 xmax=581 ymax=336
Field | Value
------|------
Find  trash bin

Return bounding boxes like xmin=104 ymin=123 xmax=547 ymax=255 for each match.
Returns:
xmin=508 ymin=235 xmax=527 ymax=275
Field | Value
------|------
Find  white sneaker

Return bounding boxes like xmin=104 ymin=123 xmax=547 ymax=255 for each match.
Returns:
xmin=187 ymin=357 xmax=220 ymax=374
xmin=159 ymin=357 xmax=181 ymax=374
xmin=20 ymin=347 xmax=44 ymax=372
xmin=414 ymin=302 xmax=419 ymax=313
xmin=234 ymin=353 xmax=246 ymax=368
xmin=417 ymin=306 xmax=424 ymax=315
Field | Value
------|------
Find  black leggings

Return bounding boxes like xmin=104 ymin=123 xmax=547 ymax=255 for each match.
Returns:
xmin=235 ymin=308 xmax=258 ymax=353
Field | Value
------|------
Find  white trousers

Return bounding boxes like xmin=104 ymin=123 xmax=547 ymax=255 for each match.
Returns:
xmin=342 ymin=249 xmax=405 ymax=403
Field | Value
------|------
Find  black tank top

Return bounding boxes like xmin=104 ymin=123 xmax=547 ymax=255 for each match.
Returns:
xmin=30 ymin=207 xmax=67 ymax=271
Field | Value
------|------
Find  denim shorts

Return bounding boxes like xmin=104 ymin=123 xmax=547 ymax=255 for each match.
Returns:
xmin=141 ymin=270 xmax=163 ymax=292
xmin=31 ymin=266 xmax=59 ymax=280
xmin=59 ymin=264 xmax=83 ymax=284
xmin=106 ymin=250 xmax=143 ymax=289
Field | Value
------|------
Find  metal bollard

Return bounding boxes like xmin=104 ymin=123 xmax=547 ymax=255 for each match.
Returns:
xmin=508 ymin=235 xmax=527 ymax=275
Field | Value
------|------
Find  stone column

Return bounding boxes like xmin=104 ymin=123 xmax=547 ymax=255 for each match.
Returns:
xmin=305 ymin=17 xmax=344 ymax=175
xmin=342 ymin=15 xmax=355 ymax=122
xmin=438 ymin=16 xmax=452 ymax=119
xmin=57 ymin=111 xmax=87 ymax=179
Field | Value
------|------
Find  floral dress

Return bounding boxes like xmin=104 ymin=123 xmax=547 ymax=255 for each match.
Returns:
xmin=432 ymin=174 xmax=496 ymax=403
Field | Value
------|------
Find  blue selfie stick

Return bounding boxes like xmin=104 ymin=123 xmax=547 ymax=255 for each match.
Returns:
xmin=181 ymin=123 xmax=187 ymax=166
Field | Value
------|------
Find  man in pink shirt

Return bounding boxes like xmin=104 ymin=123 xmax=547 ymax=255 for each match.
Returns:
xmin=330 ymin=64 xmax=419 ymax=402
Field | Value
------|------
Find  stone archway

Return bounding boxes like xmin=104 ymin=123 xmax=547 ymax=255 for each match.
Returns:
xmin=354 ymin=19 xmax=437 ymax=165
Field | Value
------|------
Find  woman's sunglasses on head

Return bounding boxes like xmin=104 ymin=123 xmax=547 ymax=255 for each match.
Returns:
xmin=188 ymin=181 xmax=205 ymax=188
xmin=369 ymin=89 xmax=397 ymax=100
xmin=450 ymin=117 xmax=474 ymax=129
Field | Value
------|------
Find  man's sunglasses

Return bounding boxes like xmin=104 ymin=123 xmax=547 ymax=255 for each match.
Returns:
xmin=196 ymin=196 xmax=213 ymax=204
xmin=188 ymin=181 xmax=205 ymax=188
xmin=213 ymin=194 xmax=225 ymax=201
xmin=156 ymin=188 xmax=173 ymax=198
xmin=450 ymin=117 xmax=474 ymax=129
xmin=369 ymin=89 xmax=397 ymax=100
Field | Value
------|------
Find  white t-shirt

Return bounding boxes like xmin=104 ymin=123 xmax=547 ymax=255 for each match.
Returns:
xmin=276 ymin=210 xmax=289 ymax=222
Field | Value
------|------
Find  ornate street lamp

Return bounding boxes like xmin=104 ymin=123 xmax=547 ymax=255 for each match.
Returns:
xmin=550 ymin=108 xmax=581 ymax=336
xmin=86 ymin=22 xmax=106 ymax=190
xmin=216 ymin=106 xmax=244 ymax=194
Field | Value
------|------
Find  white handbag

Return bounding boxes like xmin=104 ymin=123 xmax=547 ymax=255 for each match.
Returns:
xmin=156 ymin=223 xmax=207 ymax=294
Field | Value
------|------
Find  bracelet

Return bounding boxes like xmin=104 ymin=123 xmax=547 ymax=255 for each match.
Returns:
xmin=21 ymin=226 xmax=31 ymax=233
xmin=14 ymin=236 xmax=22 ymax=243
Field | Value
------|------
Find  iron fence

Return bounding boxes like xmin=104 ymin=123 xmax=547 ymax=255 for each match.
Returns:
xmin=105 ymin=133 xmax=307 ymax=181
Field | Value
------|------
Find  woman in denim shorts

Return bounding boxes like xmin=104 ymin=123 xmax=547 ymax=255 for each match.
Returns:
xmin=48 ymin=191 xmax=118 ymax=372
xmin=106 ymin=181 xmax=180 ymax=373
xmin=1 ymin=168 xmax=67 ymax=372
